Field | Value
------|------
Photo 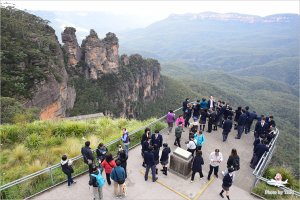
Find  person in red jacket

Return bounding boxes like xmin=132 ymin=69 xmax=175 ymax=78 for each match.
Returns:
xmin=101 ymin=153 xmax=116 ymax=185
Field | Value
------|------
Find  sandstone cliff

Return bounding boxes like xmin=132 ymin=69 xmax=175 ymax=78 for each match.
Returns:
xmin=24 ymin=26 xmax=76 ymax=119
xmin=62 ymin=27 xmax=81 ymax=67
xmin=81 ymin=30 xmax=119 ymax=79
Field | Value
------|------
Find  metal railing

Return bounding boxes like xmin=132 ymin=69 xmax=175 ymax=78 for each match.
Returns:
xmin=252 ymin=127 xmax=300 ymax=197
xmin=0 ymin=106 xmax=184 ymax=199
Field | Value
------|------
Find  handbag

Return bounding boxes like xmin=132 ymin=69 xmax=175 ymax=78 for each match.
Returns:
xmin=69 ymin=165 xmax=74 ymax=173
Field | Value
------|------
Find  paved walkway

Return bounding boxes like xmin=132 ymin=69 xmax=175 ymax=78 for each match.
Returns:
xmin=32 ymin=125 xmax=258 ymax=200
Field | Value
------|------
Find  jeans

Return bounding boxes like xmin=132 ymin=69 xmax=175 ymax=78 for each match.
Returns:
xmin=145 ymin=165 xmax=156 ymax=181
xmin=208 ymin=165 xmax=219 ymax=179
xmin=66 ymin=173 xmax=74 ymax=186
xmin=124 ymin=144 xmax=129 ymax=156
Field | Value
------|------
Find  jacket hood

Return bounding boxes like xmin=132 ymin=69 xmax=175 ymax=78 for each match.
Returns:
xmin=61 ymin=160 xmax=68 ymax=165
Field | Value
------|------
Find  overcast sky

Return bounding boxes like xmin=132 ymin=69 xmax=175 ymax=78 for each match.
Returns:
xmin=8 ymin=1 xmax=300 ymax=23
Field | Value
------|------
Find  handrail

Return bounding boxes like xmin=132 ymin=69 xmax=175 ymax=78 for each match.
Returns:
xmin=0 ymin=106 xmax=184 ymax=192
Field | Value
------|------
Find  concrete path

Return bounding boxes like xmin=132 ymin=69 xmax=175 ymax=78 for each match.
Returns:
xmin=32 ymin=125 xmax=258 ymax=200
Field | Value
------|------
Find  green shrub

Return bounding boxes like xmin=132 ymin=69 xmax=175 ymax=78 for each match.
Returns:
xmin=25 ymin=133 xmax=42 ymax=150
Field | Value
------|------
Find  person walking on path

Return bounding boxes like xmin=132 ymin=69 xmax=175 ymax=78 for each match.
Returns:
xmin=144 ymin=146 xmax=158 ymax=182
xmin=208 ymin=149 xmax=223 ymax=180
xmin=89 ymin=165 xmax=104 ymax=200
xmin=111 ymin=160 xmax=126 ymax=198
xmin=81 ymin=141 xmax=95 ymax=174
xmin=60 ymin=154 xmax=76 ymax=187
xmin=121 ymin=128 xmax=130 ymax=155
xmin=160 ymin=143 xmax=171 ymax=176
xmin=190 ymin=150 xmax=204 ymax=182
xmin=219 ymin=167 xmax=234 ymax=200
xmin=166 ymin=110 xmax=176 ymax=134
xmin=101 ymin=153 xmax=116 ymax=185
xmin=174 ymin=122 xmax=183 ymax=147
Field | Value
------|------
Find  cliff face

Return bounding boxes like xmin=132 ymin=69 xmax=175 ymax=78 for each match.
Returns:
xmin=1 ymin=7 xmax=76 ymax=120
xmin=115 ymin=54 xmax=164 ymax=117
xmin=81 ymin=30 xmax=119 ymax=79
xmin=23 ymin=27 xmax=76 ymax=119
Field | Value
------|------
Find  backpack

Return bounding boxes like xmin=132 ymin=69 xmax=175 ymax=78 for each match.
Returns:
xmin=233 ymin=157 xmax=240 ymax=171
xmin=90 ymin=169 xmax=105 ymax=188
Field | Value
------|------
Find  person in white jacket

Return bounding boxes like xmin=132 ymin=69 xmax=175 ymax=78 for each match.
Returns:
xmin=186 ymin=137 xmax=197 ymax=157
xmin=208 ymin=149 xmax=223 ymax=180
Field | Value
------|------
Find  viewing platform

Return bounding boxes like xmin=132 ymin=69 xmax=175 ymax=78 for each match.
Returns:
xmin=31 ymin=125 xmax=258 ymax=200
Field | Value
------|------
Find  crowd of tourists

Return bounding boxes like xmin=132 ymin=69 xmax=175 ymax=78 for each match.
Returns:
xmin=60 ymin=96 xmax=276 ymax=200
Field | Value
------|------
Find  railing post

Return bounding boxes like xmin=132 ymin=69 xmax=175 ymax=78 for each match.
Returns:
xmin=49 ymin=167 xmax=54 ymax=185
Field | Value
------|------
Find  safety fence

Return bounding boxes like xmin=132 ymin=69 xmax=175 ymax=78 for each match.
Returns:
xmin=0 ymin=107 xmax=183 ymax=199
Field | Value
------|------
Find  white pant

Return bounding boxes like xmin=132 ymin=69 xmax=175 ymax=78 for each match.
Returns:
xmin=93 ymin=187 xmax=103 ymax=200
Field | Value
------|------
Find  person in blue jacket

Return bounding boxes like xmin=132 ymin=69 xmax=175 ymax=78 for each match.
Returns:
xmin=111 ymin=160 xmax=126 ymax=198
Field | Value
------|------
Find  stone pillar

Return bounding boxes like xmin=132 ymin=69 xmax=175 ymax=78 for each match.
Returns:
xmin=169 ymin=147 xmax=193 ymax=179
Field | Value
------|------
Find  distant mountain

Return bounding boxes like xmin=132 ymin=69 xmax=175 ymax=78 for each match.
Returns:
xmin=119 ymin=12 xmax=300 ymax=86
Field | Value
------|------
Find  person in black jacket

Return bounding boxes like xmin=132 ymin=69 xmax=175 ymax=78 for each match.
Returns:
xmin=250 ymin=140 xmax=269 ymax=169
xmin=235 ymin=109 xmax=247 ymax=139
xmin=190 ymin=150 xmax=204 ymax=182
xmin=234 ymin=106 xmax=242 ymax=130
xmin=160 ymin=143 xmax=171 ymax=176
xmin=61 ymin=154 xmax=76 ymax=186
xmin=222 ymin=149 xmax=240 ymax=181
xmin=118 ymin=150 xmax=128 ymax=177
xmin=254 ymin=117 xmax=269 ymax=139
xmin=184 ymin=103 xmax=193 ymax=127
xmin=245 ymin=111 xmax=257 ymax=134
xmin=219 ymin=167 xmax=234 ymax=200
xmin=222 ymin=116 xmax=233 ymax=142
xmin=81 ymin=141 xmax=95 ymax=174
xmin=151 ymin=130 xmax=163 ymax=150
xmin=141 ymin=127 xmax=151 ymax=146
xmin=144 ymin=146 xmax=158 ymax=182
xmin=142 ymin=137 xmax=151 ymax=167
xmin=182 ymin=98 xmax=190 ymax=116
xmin=268 ymin=116 xmax=276 ymax=131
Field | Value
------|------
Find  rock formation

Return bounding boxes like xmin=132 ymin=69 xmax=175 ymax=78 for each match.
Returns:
xmin=81 ymin=30 xmax=119 ymax=79
xmin=62 ymin=27 xmax=81 ymax=67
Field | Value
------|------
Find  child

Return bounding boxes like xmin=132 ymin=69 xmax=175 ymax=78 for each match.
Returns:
xmin=60 ymin=154 xmax=76 ymax=186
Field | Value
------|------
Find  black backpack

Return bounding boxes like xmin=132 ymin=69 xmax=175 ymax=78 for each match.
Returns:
xmin=233 ymin=157 xmax=240 ymax=171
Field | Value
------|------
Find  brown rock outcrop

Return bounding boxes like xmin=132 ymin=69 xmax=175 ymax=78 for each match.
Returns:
xmin=81 ymin=30 xmax=119 ymax=79
xmin=62 ymin=27 xmax=81 ymax=67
